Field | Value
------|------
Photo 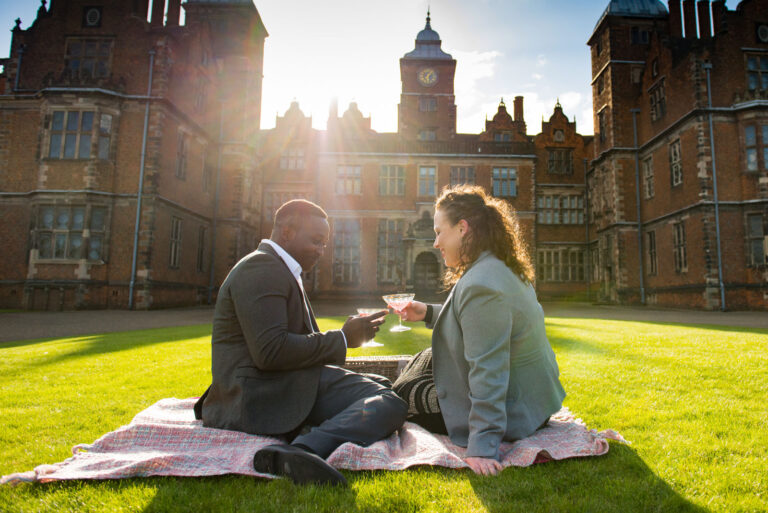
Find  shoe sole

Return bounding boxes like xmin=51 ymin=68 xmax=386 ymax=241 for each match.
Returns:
xmin=253 ymin=447 xmax=347 ymax=486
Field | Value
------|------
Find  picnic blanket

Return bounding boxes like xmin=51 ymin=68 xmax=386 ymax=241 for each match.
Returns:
xmin=1 ymin=398 xmax=626 ymax=485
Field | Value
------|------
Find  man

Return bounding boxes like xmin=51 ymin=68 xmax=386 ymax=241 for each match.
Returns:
xmin=195 ymin=199 xmax=407 ymax=486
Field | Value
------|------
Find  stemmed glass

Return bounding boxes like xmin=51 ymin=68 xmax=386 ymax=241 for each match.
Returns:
xmin=356 ymin=308 xmax=384 ymax=347
xmin=382 ymin=293 xmax=415 ymax=332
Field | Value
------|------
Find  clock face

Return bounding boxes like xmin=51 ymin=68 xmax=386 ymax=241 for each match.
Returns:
xmin=418 ymin=68 xmax=438 ymax=87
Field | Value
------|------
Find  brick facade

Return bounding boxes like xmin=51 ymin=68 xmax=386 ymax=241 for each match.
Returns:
xmin=588 ymin=0 xmax=768 ymax=310
xmin=0 ymin=0 xmax=266 ymax=310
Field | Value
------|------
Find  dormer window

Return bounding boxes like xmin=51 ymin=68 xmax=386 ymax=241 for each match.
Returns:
xmin=494 ymin=132 xmax=511 ymax=142
xmin=418 ymin=129 xmax=436 ymax=141
xmin=65 ymin=38 xmax=113 ymax=79
xmin=631 ymin=26 xmax=650 ymax=45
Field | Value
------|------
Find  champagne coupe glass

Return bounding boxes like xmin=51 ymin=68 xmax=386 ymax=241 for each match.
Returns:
xmin=382 ymin=293 xmax=415 ymax=332
xmin=356 ymin=308 xmax=384 ymax=347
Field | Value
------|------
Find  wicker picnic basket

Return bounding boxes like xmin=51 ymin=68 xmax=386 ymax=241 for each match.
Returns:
xmin=342 ymin=355 xmax=411 ymax=382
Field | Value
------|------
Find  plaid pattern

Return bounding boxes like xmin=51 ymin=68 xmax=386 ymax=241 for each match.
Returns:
xmin=1 ymin=398 xmax=626 ymax=485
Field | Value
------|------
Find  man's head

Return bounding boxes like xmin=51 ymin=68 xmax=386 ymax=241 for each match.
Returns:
xmin=270 ymin=199 xmax=330 ymax=271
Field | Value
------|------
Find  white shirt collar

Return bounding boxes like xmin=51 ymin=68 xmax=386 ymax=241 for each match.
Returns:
xmin=261 ymin=239 xmax=303 ymax=284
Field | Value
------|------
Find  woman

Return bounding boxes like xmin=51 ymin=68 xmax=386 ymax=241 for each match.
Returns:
xmin=395 ymin=185 xmax=566 ymax=476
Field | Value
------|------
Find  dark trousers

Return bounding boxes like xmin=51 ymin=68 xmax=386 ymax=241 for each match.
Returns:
xmin=291 ymin=366 xmax=408 ymax=459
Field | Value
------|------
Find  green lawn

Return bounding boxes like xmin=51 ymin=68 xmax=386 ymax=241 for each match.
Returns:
xmin=1 ymin=315 xmax=766 ymax=513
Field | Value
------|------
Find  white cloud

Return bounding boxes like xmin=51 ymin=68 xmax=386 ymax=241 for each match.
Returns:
xmin=536 ymin=54 xmax=547 ymax=68
xmin=532 ymin=73 xmax=543 ymax=80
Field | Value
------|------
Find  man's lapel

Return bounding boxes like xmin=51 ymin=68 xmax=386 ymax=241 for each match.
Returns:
xmin=257 ymin=243 xmax=315 ymax=334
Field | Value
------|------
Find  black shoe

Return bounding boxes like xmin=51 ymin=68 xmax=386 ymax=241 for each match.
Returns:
xmin=253 ymin=444 xmax=347 ymax=487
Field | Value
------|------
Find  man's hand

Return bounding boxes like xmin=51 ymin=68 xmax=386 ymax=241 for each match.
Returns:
xmin=395 ymin=300 xmax=427 ymax=322
xmin=464 ymin=456 xmax=503 ymax=476
xmin=341 ymin=310 xmax=387 ymax=348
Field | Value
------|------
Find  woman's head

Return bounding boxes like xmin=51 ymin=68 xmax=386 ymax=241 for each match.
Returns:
xmin=434 ymin=185 xmax=534 ymax=286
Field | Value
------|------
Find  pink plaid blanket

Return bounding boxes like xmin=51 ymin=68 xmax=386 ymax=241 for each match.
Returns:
xmin=1 ymin=398 xmax=626 ymax=485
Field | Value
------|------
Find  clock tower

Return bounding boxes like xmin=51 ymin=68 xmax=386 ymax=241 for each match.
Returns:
xmin=398 ymin=13 xmax=457 ymax=140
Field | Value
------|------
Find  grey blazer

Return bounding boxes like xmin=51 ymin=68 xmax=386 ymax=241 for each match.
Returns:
xmin=428 ymin=251 xmax=566 ymax=458
xmin=197 ymin=242 xmax=347 ymax=435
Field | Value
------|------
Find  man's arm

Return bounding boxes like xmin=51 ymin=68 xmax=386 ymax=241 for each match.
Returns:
xmin=230 ymin=256 xmax=346 ymax=371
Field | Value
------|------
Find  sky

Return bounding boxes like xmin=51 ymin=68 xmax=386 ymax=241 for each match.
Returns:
xmin=0 ymin=0 xmax=621 ymax=135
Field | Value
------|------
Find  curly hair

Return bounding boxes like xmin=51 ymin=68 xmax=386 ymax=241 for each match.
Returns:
xmin=435 ymin=184 xmax=534 ymax=287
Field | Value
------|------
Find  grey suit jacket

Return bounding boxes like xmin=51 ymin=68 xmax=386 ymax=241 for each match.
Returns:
xmin=198 ymin=242 xmax=347 ymax=435
xmin=428 ymin=251 xmax=566 ymax=458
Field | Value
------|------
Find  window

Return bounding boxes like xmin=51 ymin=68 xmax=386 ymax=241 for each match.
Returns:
xmin=377 ymin=219 xmax=405 ymax=284
xmin=643 ymin=156 xmax=655 ymax=199
xmin=673 ymin=221 xmax=687 ymax=273
xmin=379 ymin=165 xmax=405 ymax=196
xmin=48 ymin=111 xmax=112 ymax=160
xmin=280 ymin=148 xmax=305 ymax=170
xmin=745 ymin=125 xmax=759 ymax=171
xmin=596 ymin=38 xmax=602 ymax=56
xmin=201 ymin=151 xmax=211 ymax=193
xmin=548 ymin=149 xmax=573 ymax=175
xmin=631 ymin=65 xmax=643 ymax=85
xmin=537 ymin=194 xmax=584 ymax=225
xmin=537 ymin=248 xmax=585 ymax=282
xmin=647 ymin=231 xmax=657 ymax=275
xmin=419 ymin=97 xmax=437 ymax=112
xmin=64 ymin=38 xmax=112 ymax=79
xmin=746 ymin=54 xmax=768 ymax=91
xmin=597 ymin=75 xmax=604 ymax=94
xmin=631 ymin=26 xmax=650 ymax=44
xmin=169 ymin=217 xmax=182 ymax=269
xmin=418 ymin=166 xmax=436 ymax=196
xmin=598 ymin=110 xmax=606 ymax=143
xmin=264 ymin=191 xmax=308 ymax=222
xmin=450 ymin=166 xmax=475 ymax=186
xmin=36 ymin=205 xmax=107 ymax=261
xmin=494 ymin=132 xmax=512 ymax=142
xmin=194 ymin=79 xmax=207 ymax=112
xmin=651 ymin=58 xmax=659 ymax=78
xmin=196 ymin=226 xmax=207 ymax=273
xmin=336 ymin=165 xmax=361 ymax=195
xmin=333 ymin=219 xmax=361 ymax=285
xmin=669 ymin=139 xmax=682 ymax=187
xmin=175 ymin=131 xmax=188 ymax=179
xmin=747 ymin=214 xmax=766 ymax=266
xmin=492 ymin=168 xmax=517 ymax=197
xmin=418 ymin=129 xmax=436 ymax=141
xmin=650 ymin=80 xmax=666 ymax=121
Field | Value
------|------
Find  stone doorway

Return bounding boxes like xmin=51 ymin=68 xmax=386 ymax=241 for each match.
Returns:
xmin=413 ymin=251 xmax=440 ymax=296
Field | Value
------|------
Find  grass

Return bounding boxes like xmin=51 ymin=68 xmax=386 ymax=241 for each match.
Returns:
xmin=1 ymin=315 xmax=767 ymax=512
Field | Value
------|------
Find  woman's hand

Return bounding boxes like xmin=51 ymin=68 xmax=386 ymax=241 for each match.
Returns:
xmin=464 ymin=456 xmax=503 ymax=476
xmin=394 ymin=300 xmax=427 ymax=322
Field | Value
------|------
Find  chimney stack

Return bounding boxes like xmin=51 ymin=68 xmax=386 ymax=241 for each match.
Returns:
xmin=513 ymin=96 xmax=524 ymax=122
xmin=697 ymin=0 xmax=712 ymax=39
xmin=166 ymin=0 xmax=180 ymax=26
xmin=668 ymin=0 xmax=682 ymax=38
xmin=711 ymin=0 xmax=726 ymax=34
xmin=683 ymin=0 xmax=697 ymax=38
xmin=150 ymin=0 xmax=165 ymax=27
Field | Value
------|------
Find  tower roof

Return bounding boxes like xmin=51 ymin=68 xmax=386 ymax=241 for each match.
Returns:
xmin=403 ymin=11 xmax=452 ymax=60
xmin=592 ymin=0 xmax=668 ymax=37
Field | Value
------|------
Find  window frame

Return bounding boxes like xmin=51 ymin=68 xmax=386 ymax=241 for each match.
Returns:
xmin=647 ymin=230 xmax=657 ymax=275
xmin=643 ymin=155 xmax=655 ymax=199
xmin=335 ymin=165 xmax=362 ymax=195
xmin=673 ymin=221 xmax=687 ymax=273
xmin=492 ymin=167 xmax=517 ymax=198
xmin=333 ymin=218 xmax=361 ymax=285
xmin=547 ymin=148 xmax=574 ymax=175
xmin=669 ymin=139 xmax=683 ymax=187
xmin=650 ymin=79 xmax=666 ymax=122
xmin=379 ymin=165 xmax=405 ymax=196
xmin=35 ymin=204 xmax=108 ymax=262
xmin=450 ymin=166 xmax=475 ymax=186
xmin=418 ymin=166 xmax=437 ymax=197
xmin=169 ymin=216 xmax=183 ymax=269
xmin=537 ymin=247 xmax=585 ymax=282
xmin=196 ymin=225 xmax=208 ymax=273
xmin=64 ymin=37 xmax=114 ymax=79
xmin=537 ymin=194 xmax=585 ymax=225
xmin=746 ymin=213 xmax=766 ymax=267
xmin=746 ymin=53 xmax=768 ymax=91
xmin=419 ymin=97 xmax=437 ymax=112
xmin=377 ymin=219 xmax=405 ymax=284
xmin=47 ymin=110 xmax=113 ymax=160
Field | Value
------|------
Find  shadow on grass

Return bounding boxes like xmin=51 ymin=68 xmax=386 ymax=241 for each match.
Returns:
xmin=6 ymin=325 xmax=212 ymax=370
xmin=470 ymin=444 xmax=709 ymax=513
xmin=545 ymin=322 xmax=606 ymax=355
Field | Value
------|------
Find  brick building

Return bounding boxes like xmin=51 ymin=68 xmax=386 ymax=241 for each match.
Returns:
xmin=0 ymin=0 xmax=267 ymax=309
xmin=588 ymin=0 xmax=768 ymax=309
xmin=257 ymin=14 xmax=594 ymax=302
